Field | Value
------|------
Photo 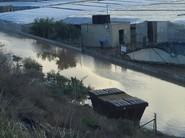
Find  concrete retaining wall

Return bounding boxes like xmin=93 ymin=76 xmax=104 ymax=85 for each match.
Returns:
xmin=84 ymin=49 xmax=185 ymax=87
xmin=0 ymin=20 xmax=81 ymax=52
xmin=0 ymin=20 xmax=184 ymax=87
xmin=17 ymin=32 xmax=82 ymax=52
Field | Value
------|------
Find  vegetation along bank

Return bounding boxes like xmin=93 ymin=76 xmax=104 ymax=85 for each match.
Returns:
xmin=0 ymin=51 xmax=176 ymax=138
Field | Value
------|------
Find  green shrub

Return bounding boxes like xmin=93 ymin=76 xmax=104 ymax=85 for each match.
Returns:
xmin=0 ymin=115 xmax=30 ymax=138
xmin=23 ymin=58 xmax=42 ymax=72
xmin=54 ymin=21 xmax=69 ymax=39
xmin=31 ymin=18 xmax=54 ymax=38
xmin=30 ymin=18 xmax=81 ymax=40
xmin=0 ymin=53 xmax=176 ymax=138
xmin=81 ymin=117 xmax=99 ymax=129
xmin=46 ymin=72 xmax=89 ymax=100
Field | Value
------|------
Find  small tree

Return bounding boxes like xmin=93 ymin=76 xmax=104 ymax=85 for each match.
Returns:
xmin=31 ymin=18 xmax=54 ymax=38
xmin=67 ymin=24 xmax=81 ymax=40
xmin=30 ymin=18 xmax=81 ymax=41
xmin=54 ymin=21 xmax=69 ymax=39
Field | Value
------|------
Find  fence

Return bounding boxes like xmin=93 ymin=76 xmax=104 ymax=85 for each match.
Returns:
xmin=140 ymin=113 xmax=157 ymax=135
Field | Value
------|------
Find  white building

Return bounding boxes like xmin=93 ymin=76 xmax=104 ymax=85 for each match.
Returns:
xmin=81 ymin=22 xmax=130 ymax=48
xmin=127 ymin=21 xmax=185 ymax=65
xmin=130 ymin=21 xmax=185 ymax=48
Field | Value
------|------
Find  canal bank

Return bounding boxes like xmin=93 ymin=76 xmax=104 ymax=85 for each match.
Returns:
xmin=84 ymin=48 xmax=185 ymax=87
xmin=1 ymin=30 xmax=185 ymax=136
xmin=0 ymin=50 xmax=178 ymax=138
xmin=0 ymin=20 xmax=184 ymax=87
xmin=15 ymin=31 xmax=82 ymax=52
xmin=9 ymin=29 xmax=185 ymax=88
xmin=14 ymin=32 xmax=185 ymax=87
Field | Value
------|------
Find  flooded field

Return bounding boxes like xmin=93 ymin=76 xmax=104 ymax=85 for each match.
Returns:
xmin=1 ymin=31 xmax=185 ymax=137
xmin=1 ymin=0 xmax=185 ymax=24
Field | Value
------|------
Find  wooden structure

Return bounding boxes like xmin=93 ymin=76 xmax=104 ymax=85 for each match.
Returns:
xmin=89 ymin=88 xmax=148 ymax=122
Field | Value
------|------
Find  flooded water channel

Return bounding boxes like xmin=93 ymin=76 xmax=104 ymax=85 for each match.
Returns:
xmin=1 ymin=31 xmax=185 ymax=137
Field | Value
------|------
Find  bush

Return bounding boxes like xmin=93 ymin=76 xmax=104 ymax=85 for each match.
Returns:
xmin=46 ymin=72 xmax=89 ymax=100
xmin=23 ymin=58 xmax=42 ymax=72
xmin=81 ymin=117 xmax=99 ymax=129
xmin=31 ymin=18 xmax=54 ymax=38
xmin=30 ymin=18 xmax=81 ymax=40
xmin=54 ymin=21 xmax=69 ymax=39
xmin=0 ymin=53 xmax=175 ymax=138
xmin=0 ymin=114 xmax=31 ymax=138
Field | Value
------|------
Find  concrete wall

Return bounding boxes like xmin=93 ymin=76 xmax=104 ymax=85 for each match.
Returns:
xmin=111 ymin=23 xmax=130 ymax=47
xmin=81 ymin=23 xmax=130 ymax=48
xmin=129 ymin=22 xmax=148 ymax=50
xmin=167 ymin=22 xmax=185 ymax=43
xmin=81 ymin=21 xmax=185 ymax=49
xmin=157 ymin=21 xmax=168 ymax=43
xmin=157 ymin=21 xmax=185 ymax=43
xmin=136 ymin=22 xmax=147 ymax=43
xmin=131 ymin=21 xmax=168 ymax=49
xmin=131 ymin=21 xmax=185 ymax=49
xmin=135 ymin=22 xmax=147 ymax=49
xmin=81 ymin=24 xmax=112 ymax=47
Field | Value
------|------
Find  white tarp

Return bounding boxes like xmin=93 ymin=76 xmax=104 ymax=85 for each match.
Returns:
xmin=127 ymin=48 xmax=185 ymax=65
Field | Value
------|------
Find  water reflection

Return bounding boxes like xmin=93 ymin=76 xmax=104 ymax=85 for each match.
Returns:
xmin=33 ymin=42 xmax=77 ymax=70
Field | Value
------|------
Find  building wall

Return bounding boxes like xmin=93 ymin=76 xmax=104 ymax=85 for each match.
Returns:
xmin=111 ymin=23 xmax=130 ymax=47
xmin=136 ymin=22 xmax=147 ymax=43
xmin=156 ymin=21 xmax=185 ymax=43
xmin=135 ymin=22 xmax=147 ymax=48
xmin=130 ymin=22 xmax=147 ymax=50
xmin=167 ymin=22 xmax=185 ymax=43
xmin=81 ymin=23 xmax=130 ymax=48
xmin=131 ymin=21 xmax=168 ymax=49
xmin=157 ymin=21 xmax=168 ymax=43
xmin=81 ymin=21 xmax=185 ymax=49
xmin=131 ymin=21 xmax=185 ymax=48
xmin=81 ymin=24 xmax=112 ymax=47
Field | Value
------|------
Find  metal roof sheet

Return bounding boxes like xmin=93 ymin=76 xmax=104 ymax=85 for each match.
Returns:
xmin=89 ymin=88 xmax=148 ymax=107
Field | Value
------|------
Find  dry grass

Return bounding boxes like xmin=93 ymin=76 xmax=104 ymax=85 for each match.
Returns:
xmin=0 ymin=52 xmax=177 ymax=138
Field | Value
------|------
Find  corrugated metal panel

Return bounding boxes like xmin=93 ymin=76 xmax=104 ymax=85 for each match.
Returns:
xmin=90 ymin=88 xmax=148 ymax=108
xmin=90 ymin=88 xmax=124 ymax=96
